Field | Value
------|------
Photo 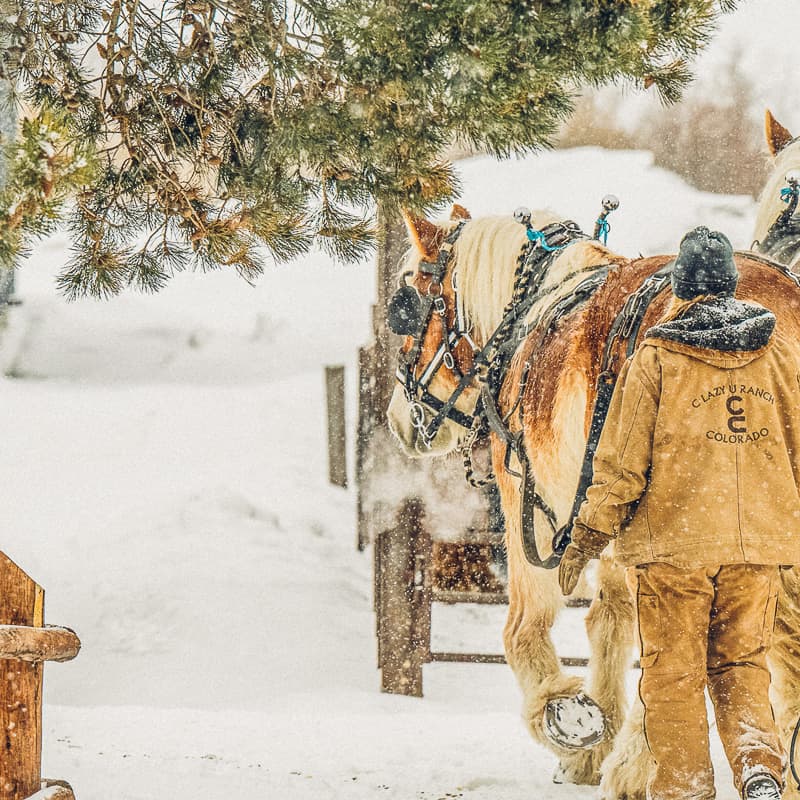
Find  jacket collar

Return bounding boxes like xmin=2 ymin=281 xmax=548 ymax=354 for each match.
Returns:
xmin=644 ymin=296 xmax=776 ymax=356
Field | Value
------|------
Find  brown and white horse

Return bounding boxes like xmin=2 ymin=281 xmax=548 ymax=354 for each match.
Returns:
xmin=387 ymin=205 xmax=800 ymax=799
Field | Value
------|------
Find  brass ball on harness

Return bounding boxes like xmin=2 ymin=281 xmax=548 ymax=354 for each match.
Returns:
xmin=513 ymin=206 xmax=532 ymax=226
xmin=601 ymin=194 xmax=620 ymax=212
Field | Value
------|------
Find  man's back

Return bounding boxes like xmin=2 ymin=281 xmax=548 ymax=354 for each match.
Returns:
xmin=583 ymin=296 xmax=800 ymax=568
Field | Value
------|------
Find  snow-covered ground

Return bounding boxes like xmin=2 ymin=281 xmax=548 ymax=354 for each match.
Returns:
xmin=0 ymin=145 xmax=764 ymax=798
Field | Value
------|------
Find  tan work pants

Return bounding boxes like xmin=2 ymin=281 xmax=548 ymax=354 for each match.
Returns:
xmin=630 ymin=562 xmax=784 ymax=800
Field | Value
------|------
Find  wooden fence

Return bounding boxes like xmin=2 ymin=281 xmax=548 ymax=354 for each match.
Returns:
xmin=374 ymin=498 xmax=592 ymax=696
xmin=325 ymin=365 xmax=347 ymax=489
xmin=0 ymin=553 xmax=80 ymax=800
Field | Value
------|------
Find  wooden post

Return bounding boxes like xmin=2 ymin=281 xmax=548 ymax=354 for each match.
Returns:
xmin=0 ymin=553 xmax=45 ymax=800
xmin=371 ymin=204 xmax=408 ymax=420
xmin=325 ymin=365 xmax=347 ymax=488
xmin=376 ymin=499 xmax=432 ymax=697
xmin=0 ymin=555 xmax=80 ymax=800
xmin=355 ymin=347 xmax=373 ymax=551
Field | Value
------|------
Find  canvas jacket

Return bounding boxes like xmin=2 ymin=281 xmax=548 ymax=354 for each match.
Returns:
xmin=576 ymin=296 xmax=800 ymax=568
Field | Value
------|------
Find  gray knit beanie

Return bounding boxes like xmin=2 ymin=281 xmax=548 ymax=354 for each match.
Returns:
xmin=671 ymin=226 xmax=738 ymax=300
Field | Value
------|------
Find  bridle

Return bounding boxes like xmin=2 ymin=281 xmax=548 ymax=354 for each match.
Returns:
xmin=390 ymin=220 xmax=480 ymax=448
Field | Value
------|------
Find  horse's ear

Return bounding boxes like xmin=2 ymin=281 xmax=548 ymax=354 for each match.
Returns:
xmin=450 ymin=204 xmax=471 ymax=221
xmin=766 ymin=109 xmax=794 ymax=156
xmin=402 ymin=211 xmax=443 ymax=261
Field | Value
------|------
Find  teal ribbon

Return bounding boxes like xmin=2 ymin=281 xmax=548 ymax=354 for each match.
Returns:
xmin=595 ymin=217 xmax=610 ymax=245
xmin=526 ymin=228 xmax=565 ymax=251
xmin=781 ymin=186 xmax=799 ymax=203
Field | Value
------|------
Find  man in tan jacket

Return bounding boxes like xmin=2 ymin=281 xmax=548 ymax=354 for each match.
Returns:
xmin=559 ymin=226 xmax=800 ymax=800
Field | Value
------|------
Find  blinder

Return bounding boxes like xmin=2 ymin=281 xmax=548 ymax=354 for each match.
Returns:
xmin=388 ymin=283 xmax=424 ymax=336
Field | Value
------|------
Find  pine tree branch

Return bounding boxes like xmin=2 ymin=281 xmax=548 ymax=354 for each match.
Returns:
xmin=0 ymin=0 xmax=736 ymax=297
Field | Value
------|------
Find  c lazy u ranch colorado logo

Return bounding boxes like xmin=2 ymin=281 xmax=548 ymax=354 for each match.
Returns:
xmin=691 ymin=383 xmax=774 ymax=444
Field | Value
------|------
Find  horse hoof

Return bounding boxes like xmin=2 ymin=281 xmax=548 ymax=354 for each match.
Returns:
xmin=543 ymin=692 xmax=606 ymax=750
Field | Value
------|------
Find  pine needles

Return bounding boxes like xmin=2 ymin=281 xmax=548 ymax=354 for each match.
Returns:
xmin=0 ymin=0 xmax=738 ymax=298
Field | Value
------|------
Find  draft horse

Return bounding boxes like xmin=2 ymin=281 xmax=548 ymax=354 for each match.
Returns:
xmin=387 ymin=204 xmax=800 ymax=799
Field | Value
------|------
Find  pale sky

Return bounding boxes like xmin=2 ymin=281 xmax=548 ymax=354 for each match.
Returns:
xmin=609 ymin=0 xmax=800 ymax=133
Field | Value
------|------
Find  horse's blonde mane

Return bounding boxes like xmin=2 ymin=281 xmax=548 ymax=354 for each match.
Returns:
xmin=753 ymin=140 xmax=800 ymax=261
xmin=400 ymin=210 xmax=618 ymax=345
xmin=450 ymin=212 xmax=616 ymax=342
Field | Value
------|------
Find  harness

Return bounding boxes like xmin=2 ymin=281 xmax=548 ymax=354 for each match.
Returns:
xmin=391 ymin=207 xmax=630 ymax=569
xmin=550 ymin=262 xmax=675 ymax=561
xmin=753 ymin=170 xmax=800 ymax=264
xmin=391 ymin=217 xmax=589 ymax=450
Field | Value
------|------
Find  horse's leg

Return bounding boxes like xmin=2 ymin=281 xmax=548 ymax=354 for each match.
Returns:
xmin=595 ymin=560 xmax=653 ymax=800
xmin=599 ymin=696 xmax=653 ymax=800
xmin=769 ymin=568 xmax=800 ymax=800
xmin=499 ymin=468 xmax=602 ymax=783
xmin=557 ymin=555 xmax=639 ymax=787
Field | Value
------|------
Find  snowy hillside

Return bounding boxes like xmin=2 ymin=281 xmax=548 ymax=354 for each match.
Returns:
xmin=1 ymin=147 xmax=760 ymax=798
